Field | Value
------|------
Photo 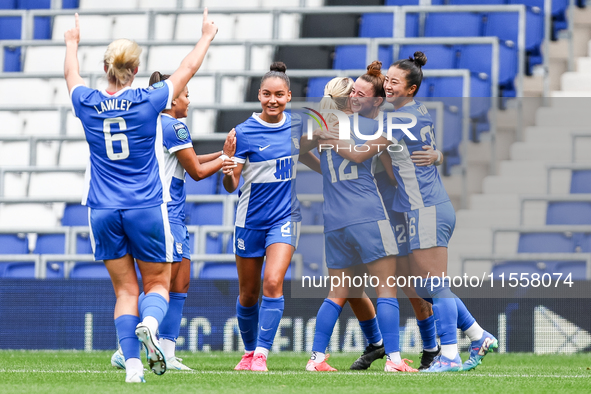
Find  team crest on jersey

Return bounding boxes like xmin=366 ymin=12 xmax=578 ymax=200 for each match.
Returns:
xmin=149 ymin=81 xmax=165 ymax=90
xmin=292 ymin=137 xmax=300 ymax=149
xmin=176 ymin=242 xmax=183 ymax=254
xmin=237 ymin=238 xmax=245 ymax=251
xmin=173 ymin=123 xmax=189 ymax=140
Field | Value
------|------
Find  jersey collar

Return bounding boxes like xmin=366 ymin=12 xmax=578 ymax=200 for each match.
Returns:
xmin=252 ymin=112 xmax=286 ymax=128
xmin=402 ymin=99 xmax=416 ymax=108
xmin=100 ymin=86 xmax=133 ymax=98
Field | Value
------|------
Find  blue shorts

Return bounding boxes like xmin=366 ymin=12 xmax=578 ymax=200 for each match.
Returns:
xmin=407 ymin=201 xmax=456 ymax=251
xmin=388 ymin=210 xmax=410 ymax=257
xmin=325 ymin=220 xmax=398 ymax=269
xmin=234 ymin=220 xmax=301 ymax=258
xmin=171 ymin=222 xmax=191 ymax=262
xmin=89 ymin=205 xmax=174 ymax=263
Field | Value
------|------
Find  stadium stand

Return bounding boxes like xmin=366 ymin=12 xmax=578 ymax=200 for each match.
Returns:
xmin=0 ymin=1 xmax=588 ymax=281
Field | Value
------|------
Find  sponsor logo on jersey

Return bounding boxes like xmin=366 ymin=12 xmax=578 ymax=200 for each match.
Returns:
xmin=237 ymin=238 xmax=245 ymax=251
xmin=274 ymin=157 xmax=293 ymax=180
xmin=176 ymin=242 xmax=183 ymax=255
xmin=173 ymin=123 xmax=189 ymax=140
xmin=149 ymin=81 xmax=165 ymax=90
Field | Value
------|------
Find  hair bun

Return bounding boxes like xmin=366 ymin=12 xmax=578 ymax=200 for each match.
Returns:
xmin=270 ymin=61 xmax=287 ymax=73
xmin=366 ymin=60 xmax=383 ymax=77
xmin=412 ymin=51 xmax=427 ymax=68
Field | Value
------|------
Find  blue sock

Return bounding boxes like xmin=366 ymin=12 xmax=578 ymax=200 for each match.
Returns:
xmin=256 ymin=295 xmax=284 ymax=350
xmin=358 ymin=316 xmax=382 ymax=345
xmin=159 ymin=292 xmax=187 ymax=341
xmin=115 ymin=314 xmax=141 ymax=360
xmin=376 ymin=298 xmax=400 ymax=354
xmin=140 ymin=293 xmax=169 ymax=325
xmin=416 ymin=315 xmax=437 ymax=350
xmin=311 ymin=299 xmax=342 ymax=353
xmin=236 ymin=297 xmax=259 ymax=352
xmin=455 ymin=297 xmax=476 ymax=332
xmin=138 ymin=292 xmax=146 ymax=319
xmin=426 ymin=278 xmax=458 ymax=345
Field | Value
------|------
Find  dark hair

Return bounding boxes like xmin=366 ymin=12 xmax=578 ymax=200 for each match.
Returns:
xmin=149 ymin=71 xmax=171 ymax=86
xmin=391 ymin=51 xmax=427 ymax=97
xmin=260 ymin=61 xmax=290 ymax=89
xmin=359 ymin=60 xmax=385 ymax=97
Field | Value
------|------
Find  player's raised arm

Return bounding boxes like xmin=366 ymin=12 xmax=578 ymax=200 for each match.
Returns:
xmin=64 ymin=13 xmax=85 ymax=92
xmin=168 ymin=8 xmax=218 ymax=100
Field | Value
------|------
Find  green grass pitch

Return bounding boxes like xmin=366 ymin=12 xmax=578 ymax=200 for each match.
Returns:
xmin=1 ymin=351 xmax=590 ymax=393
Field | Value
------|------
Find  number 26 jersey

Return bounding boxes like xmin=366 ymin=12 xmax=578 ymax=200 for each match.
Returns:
xmin=71 ymin=80 xmax=173 ymax=209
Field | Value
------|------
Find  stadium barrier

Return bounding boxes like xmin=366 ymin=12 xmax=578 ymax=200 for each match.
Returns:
xmin=491 ymin=225 xmax=591 ymax=253
xmin=0 ymin=278 xmax=589 ymax=353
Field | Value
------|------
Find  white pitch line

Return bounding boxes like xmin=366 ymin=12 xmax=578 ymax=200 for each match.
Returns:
xmin=0 ymin=370 xmax=588 ymax=378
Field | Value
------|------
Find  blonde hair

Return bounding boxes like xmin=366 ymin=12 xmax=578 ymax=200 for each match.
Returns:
xmin=319 ymin=77 xmax=354 ymax=125
xmin=103 ymin=39 xmax=142 ymax=86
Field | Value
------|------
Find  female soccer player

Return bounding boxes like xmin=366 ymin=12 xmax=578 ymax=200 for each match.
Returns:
xmin=222 ymin=62 xmax=320 ymax=372
xmin=305 ymin=62 xmax=416 ymax=373
xmin=65 ymin=10 xmax=217 ymax=383
xmin=320 ymin=52 xmax=498 ymax=373
xmin=110 ymin=72 xmax=236 ymax=371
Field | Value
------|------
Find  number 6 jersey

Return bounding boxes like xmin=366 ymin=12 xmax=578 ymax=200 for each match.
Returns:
xmin=70 ymin=80 xmax=174 ymax=209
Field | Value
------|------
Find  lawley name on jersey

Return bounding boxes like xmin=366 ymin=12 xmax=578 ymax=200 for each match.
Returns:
xmin=94 ymin=98 xmax=133 ymax=114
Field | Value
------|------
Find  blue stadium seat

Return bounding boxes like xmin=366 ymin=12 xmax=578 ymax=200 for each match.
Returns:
xmin=517 ymin=233 xmax=575 ymax=253
xmin=359 ymin=13 xmax=419 ymax=38
xmin=509 ymin=0 xmax=569 ymax=40
xmin=0 ymin=0 xmax=16 ymax=8
xmin=17 ymin=0 xmax=51 ymax=39
xmin=34 ymin=233 xmax=66 ymax=254
xmin=546 ymin=202 xmax=591 ymax=225
xmin=307 ymin=77 xmax=334 ymax=98
xmin=398 ymin=45 xmax=457 ymax=70
xmin=62 ymin=204 xmax=89 ymax=226
xmin=300 ymin=202 xmax=324 ymax=226
xmin=0 ymin=233 xmax=28 ymax=254
xmin=449 ymin=0 xmax=507 ymax=3
xmin=492 ymin=261 xmax=544 ymax=279
xmin=570 ymin=170 xmax=591 ymax=194
xmin=457 ymin=43 xmax=518 ymax=88
xmin=76 ymin=233 xmax=93 ymax=254
xmin=0 ymin=16 xmax=22 ymax=71
xmin=384 ymin=0 xmax=420 ymax=5
xmin=552 ymin=262 xmax=587 ymax=280
xmin=70 ymin=262 xmax=110 ymax=279
xmin=485 ymin=9 xmax=544 ymax=74
xmin=4 ymin=262 xmax=63 ymax=278
xmin=580 ymin=234 xmax=591 ymax=253
xmin=62 ymin=0 xmax=78 ymax=8
xmin=185 ymin=173 xmax=219 ymax=195
xmin=199 ymin=263 xmax=238 ymax=279
xmin=425 ymin=13 xmax=485 ymax=37
xmin=332 ymin=45 xmax=393 ymax=70
xmin=185 ymin=202 xmax=224 ymax=225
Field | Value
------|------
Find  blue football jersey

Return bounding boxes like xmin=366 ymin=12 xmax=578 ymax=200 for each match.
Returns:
xmin=71 ymin=80 xmax=174 ymax=209
xmin=384 ymin=100 xmax=450 ymax=212
xmin=161 ymin=114 xmax=193 ymax=225
xmin=321 ymin=114 xmax=389 ymax=233
xmin=234 ymin=112 xmax=302 ymax=230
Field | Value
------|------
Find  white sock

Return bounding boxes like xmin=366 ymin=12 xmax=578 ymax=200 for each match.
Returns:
xmin=125 ymin=357 xmax=143 ymax=375
xmin=310 ymin=351 xmax=325 ymax=363
xmin=142 ymin=316 xmax=159 ymax=334
xmin=387 ymin=352 xmax=402 ymax=364
xmin=464 ymin=322 xmax=484 ymax=342
xmin=254 ymin=347 xmax=269 ymax=358
xmin=441 ymin=344 xmax=458 ymax=360
xmin=160 ymin=338 xmax=176 ymax=360
xmin=245 ymin=350 xmax=254 ymax=356
xmin=372 ymin=339 xmax=383 ymax=347
xmin=424 ymin=346 xmax=439 ymax=353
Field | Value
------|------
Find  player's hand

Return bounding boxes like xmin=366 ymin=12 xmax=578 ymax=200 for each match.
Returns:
xmin=202 ymin=8 xmax=218 ymax=41
xmin=223 ymin=128 xmax=236 ymax=158
xmin=314 ymin=120 xmax=340 ymax=140
xmin=222 ymin=158 xmax=237 ymax=175
xmin=64 ymin=13 xmax=80 ymax=45
xmin=411 ymin=145 xmax=438 ymax=166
